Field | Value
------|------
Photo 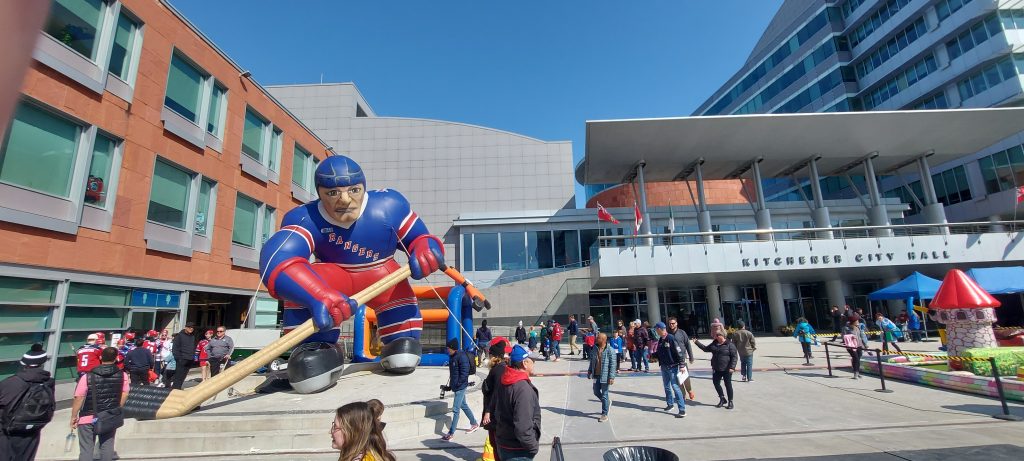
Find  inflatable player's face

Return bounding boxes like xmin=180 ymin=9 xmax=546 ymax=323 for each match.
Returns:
xmin=318 ymin=184 xmax=365 ymax=225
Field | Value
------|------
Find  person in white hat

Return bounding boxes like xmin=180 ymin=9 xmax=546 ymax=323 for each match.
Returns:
xmin=76 ymin=334 xmax=103 ymax=378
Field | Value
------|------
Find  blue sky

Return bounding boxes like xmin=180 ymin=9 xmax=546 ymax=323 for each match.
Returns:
xmin=170 ymin=0 xmax=783 ymax=200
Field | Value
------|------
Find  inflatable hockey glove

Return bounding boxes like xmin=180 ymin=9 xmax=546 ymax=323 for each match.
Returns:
xmin=408 ymin=234 xmax=445 ymax=280
xmin=269 ymin=257 xmax=357 ymax=331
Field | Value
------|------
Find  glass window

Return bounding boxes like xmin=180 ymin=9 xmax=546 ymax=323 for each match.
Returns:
xmin=242 ymin=108 xmax=266 ymax=161
xmin=0 ymin=277 xmax=57 ymax=304
xmin=473 ymin=233 xmax=499 ymax=271
xmin=129 ymin=311 xmax=154 ymax=331
xmin=232 ymin=194 xmax=259 ymax=247
xmin=67 ymin=283 xmax=130 ymax=306
xmin=500 ymin=232 xmax=526 ymax=270
xmin=309 ymin=158 xmax=320 ymax=192
xmin=0 ymin=333 xmax=51 ymax=363
xmin=579 ymin=229 xmax=599 ymax=264
xmin=147 ymin=159 xmax=191 ymax=229
xmin=554 ymin=230 xmax=580 ymax=267
xmin=292 ymin=144 xmax=310 ymax=187
xmin=85 ymin=133 xmax=115 ymax=208
xmin=107 ymin=11 xmax=139 ymax=81
xmin=63 ymin=306 xmax=128 ymax=329
xmin=0 ymin=306 xmax=52 ymax=331
xmin=164 ymin=54 xmax=204 ymax=123
xmin=44 ymin=0 xmax=105 ymax=60
xmin=527 ymin=231 xmax=553 ymax=269
xmin=206 ymin=84 xmax=225 ymax=136
xmin=253 ymin=297 xmax=280 ymax=328
xmin=194 ymin=179 xmax=213 ymax=236
xmin=0 ymin=103 xmax=80 ymax=198
xmin=269 ymin=130 xmax=282 ymax=172
xmin=261 ymin=206 xmax=275 ymax=245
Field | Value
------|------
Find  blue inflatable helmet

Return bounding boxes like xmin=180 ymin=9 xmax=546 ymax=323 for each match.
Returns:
xmin=314 ymin=155 xmax=365 ymax=189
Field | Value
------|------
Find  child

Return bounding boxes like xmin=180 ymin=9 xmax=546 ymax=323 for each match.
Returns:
xmin=527 ymin=326 xmax=538 ymax=351
xmin=583 ymin=332 xmax=596 ymax=360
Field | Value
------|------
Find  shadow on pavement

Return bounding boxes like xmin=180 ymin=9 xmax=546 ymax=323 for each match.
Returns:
xmin=718 ymin=444 xmax=1024 ymax=461
xmin=542 ymin=405 xmax=594 ymax=419
xmin=942 ymin=404 xmax=1024 ymax=418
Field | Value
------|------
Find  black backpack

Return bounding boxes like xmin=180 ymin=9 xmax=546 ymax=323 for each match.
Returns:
xmin=464 ymin=350 xmax=477 ymax=376
xmin=3 ymin=378 xmax=55 ymax=432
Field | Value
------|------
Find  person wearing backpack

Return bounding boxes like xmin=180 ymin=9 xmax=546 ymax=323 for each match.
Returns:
xmin=0 ymin=344 xmax=55 ymax=461
xmin=69 ymin=347 xmax=129 ymax=461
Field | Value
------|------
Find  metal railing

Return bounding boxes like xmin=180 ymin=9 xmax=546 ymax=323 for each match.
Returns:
xmin=596 ymin=220 xmax=1024 ymax=246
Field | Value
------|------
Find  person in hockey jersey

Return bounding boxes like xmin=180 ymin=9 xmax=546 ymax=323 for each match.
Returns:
xmin=259 ymin=154 xmax=445 ymax=393
xmin=75 ymin=334 xmax=103 ymax=378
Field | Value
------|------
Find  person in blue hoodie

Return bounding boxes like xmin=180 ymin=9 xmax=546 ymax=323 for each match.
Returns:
xmin=793 ymin=318 xmax=817 ymax=365
xmin=609 ymin=330 xmax=624 ymax=371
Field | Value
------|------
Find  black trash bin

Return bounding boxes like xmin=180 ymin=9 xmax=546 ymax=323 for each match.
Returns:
xmin=603 ymin=446 xmax=679 ymax=461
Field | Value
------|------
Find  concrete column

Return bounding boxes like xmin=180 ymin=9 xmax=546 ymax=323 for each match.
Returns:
xmin=864 ymin=157 xmax=892 ymax=237
xmin=646 ymin=284 xmax=662 ymax=325
xmin=809 ymin=159 xmax=834 ymax=239
xmin=882 ymin=276 xmax=905 ymax=316
xmin=752 ymin=161 xmax=772 ymax=241
xmin=918 ymin=156 xmax=948 ymax=233
xmin=766 ymin=282 xmax=788 ymax=331
xmin=989 ymin=215 xmax=1006 ymax=232
xmin=636 ymin=162 xmax=652 ymax=246
xmin=696 ymin=162 xmax=714 ymax=243
xmin=825 ymin=279 xmax=847 ymax=311
xmin=705 ymin=284 xmax=722 ymax=325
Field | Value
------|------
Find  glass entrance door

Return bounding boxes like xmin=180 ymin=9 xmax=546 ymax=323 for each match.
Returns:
xmin=129 ymin=310 xmax=155 ymax=332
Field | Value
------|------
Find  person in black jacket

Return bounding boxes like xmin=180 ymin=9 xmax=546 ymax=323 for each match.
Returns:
xmin=125 ymin=338 xmax=153 ymax=386
xmin=694 ymin=331 xmax=740 ymax=409
xmin=514 ymin=321 xmax=527 ymax=345
xmin=442 ymin=339 xmax=478 ymax=441
xmin=170 ymin=322 xmax=197 ymax=390
xmin=654 ymin=322 xmax=687 ymax=418
xmin=494 ymin=345 xmax=540 ymax=460
xmin=70 ymin=347 xmax=128 ymax=461
xmin=0 ymin=344 xmax=55 ymax=461
xmin=482 ymin=340 xmax=510 ymax=459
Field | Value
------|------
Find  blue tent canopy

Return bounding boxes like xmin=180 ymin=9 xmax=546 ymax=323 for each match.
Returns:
xmin=965 ymin=266 xmax=1024 ymax=295
xmin=868 ymin=272 xmax=942 ymax=301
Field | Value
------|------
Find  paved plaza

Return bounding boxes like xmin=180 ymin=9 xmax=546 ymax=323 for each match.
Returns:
xmin=37 ymin=336 xmax=1024 ymax=460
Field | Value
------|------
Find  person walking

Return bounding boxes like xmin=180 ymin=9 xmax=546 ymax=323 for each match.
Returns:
xmin=70 ymin=347 xmax=128 ymax=461
xmin=538 ymin=324 xmax=549 ymax=360
xmin=793 ymin=317 xmax=817 ymax=365
xmin=694 ymin=332 xmax=739 ymax=409
xmin=634 ymin=320 xmax=651 ymax=372
xmin=609 ymin=330 xmax=624 ymax=371
xmin=548 ymin=320 xmax=562 ymax=362
xmin=124 ymin=338 xmax=153 ymax=386
xmin=830 ymin=305 xmax=843 ymax=340
xmin=160 ymin=336 xmax=176 ymax=388
xmin=515 ymin=321 xmax=527 ymax=345
xmin=728 ymin=320 xmax=756 ymax=382
xmin=476 ymin=320 xmax=493 ymax=362
xmin=567 ymin=315 xmax=579 ymax=356
xmin=482 ymin=340 xmax=510 ymax=460
xmin=170 ymin=322 xmax=197 ymax=390
xmin=654 ymin=322 xmax=687 ymax=418
xmin=666 ymin=317 xmax=695 ymax=399
xmin=842 ymin=314 xmax=869 ymax=379
xmin=74 ymin=334 xmax=103 ymax=378
xmin=493 ymin=345 xmax=540 ymax=460
xmin=582 ymin=331 xmax=595 ymax=360
xmin=442 ymin=339 xmax=479 ymax=441
xmin=527 ymin=326 xmax=538 ymax=352
xmin=625 ymin=322 xmax=637 ymax=371
xmin=874 ymin=312 xmax=904 ymax=354
xmin=206 ymin=326 xmax=234 ymax=377
xmin=0 ymin=344 xmax=55 ymax=461
xmin=587 ymin=333 xmax=616 ymax=422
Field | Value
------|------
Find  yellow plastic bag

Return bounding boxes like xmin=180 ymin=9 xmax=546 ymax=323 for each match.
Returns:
xmin=476 ymin=435 xmax=495 ymax=461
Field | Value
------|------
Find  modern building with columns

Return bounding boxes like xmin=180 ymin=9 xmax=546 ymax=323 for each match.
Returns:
xmin=576 ymin=108 xmax=1024 ymax=333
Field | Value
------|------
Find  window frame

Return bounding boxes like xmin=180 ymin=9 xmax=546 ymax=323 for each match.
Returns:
xmin=160 ymin=49 xmax=225 ymax=152
xmin=229 ymin=192 xmax=274 ymax=269
xmin=290 ymin=143 xmax=317 ymax=203
xmin=34 ymin=1 xmax=144 ymax=102
xmin=0 ymin=99 xmax=103 ymax=234
xmin=238 ymin=106 xmax=281 ymax=184
xmin=142 ymin=156 xmax=213 ymax=257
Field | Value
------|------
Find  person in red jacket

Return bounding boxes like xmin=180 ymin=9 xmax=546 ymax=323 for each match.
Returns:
xmin=196 ymin=329 xmax=213 ymax=381
xmin=75 ymin=333 xmax=103 ymax=377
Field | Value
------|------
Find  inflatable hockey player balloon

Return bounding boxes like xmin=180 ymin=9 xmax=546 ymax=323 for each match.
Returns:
xmin=259 ymin=155 xmax=444 ymax=394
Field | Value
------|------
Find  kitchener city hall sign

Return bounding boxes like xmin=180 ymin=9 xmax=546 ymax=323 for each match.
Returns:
xmin=741 ymin=250 xmax=952 ymax=268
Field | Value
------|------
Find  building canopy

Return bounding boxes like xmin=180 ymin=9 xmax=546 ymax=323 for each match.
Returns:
xmin=579 ymin=108 xmax=1024 ymax=184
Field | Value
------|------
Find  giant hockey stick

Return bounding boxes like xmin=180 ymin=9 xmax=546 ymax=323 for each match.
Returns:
xmin=125 ymin=265 xmax=412 ymax=420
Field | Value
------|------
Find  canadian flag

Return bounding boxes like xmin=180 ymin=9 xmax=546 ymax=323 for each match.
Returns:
xmin=596 ymin=203 xmax=619 ymax=224
xmin=634 ymin=201 xmax=643 ymax=235
xmin=1017 ymin=185 xmax=1024 ymax=204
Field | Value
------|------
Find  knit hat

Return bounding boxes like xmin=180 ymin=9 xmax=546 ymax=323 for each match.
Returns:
xmin=21 ymin=344 xmax=48 ymax=367
xmin=510 ymin=344 xmax=529 ymax=364
xmin=446 ymin=338 xmax=460 ymax=351
xmin=489 ymin=337 xmax=512 ymax=355
xmin=655 ymin=321 xmax=667 ymax=329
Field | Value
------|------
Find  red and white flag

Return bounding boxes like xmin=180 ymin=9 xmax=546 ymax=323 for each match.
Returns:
xmin=1016 ymin=185 xmax=1024 ymax=204
xmin=633 ymin=201 xmax=643 ymax=235
xmin=596 ymin=203 xmax=619 ymax=224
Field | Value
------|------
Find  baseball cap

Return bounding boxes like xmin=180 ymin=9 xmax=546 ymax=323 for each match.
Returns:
xmin=510 ymin=344 xmax=529 ymax=363
xmin=87 ymin=333 xmax=99 ymax=341
xmin=655 ymin=322 xmax=667 ymax=329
